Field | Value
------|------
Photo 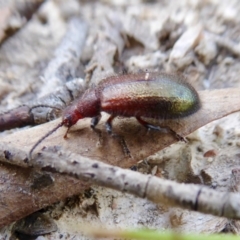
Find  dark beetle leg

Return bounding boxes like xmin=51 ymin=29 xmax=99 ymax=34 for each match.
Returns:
xmin=105 ymin=115 xmax=115 ymax=134
xmin=106 ymin=115 xmax=131 ymax=157
xmin=136 ymin=117 xmax=162 ymax=131
xmin=136 ymin=117 xmax=186 ymax=142
xmin=91 ymin=115 xmax=103 ymax=145
xmin=91 ymin=115 xmax=102 ymax=129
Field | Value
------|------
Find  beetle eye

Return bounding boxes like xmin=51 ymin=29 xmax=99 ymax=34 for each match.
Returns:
xmin=62 ymin=115 xmax=71 ymax=127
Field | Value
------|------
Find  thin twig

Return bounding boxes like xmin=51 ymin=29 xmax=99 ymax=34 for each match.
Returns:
xmin=38 ymin=17 xmax=88 ymax=97
xmin=0 ymin=78 xmax=85 ymax=131
xmin=35 ymin=147 xmax=240 ymax=220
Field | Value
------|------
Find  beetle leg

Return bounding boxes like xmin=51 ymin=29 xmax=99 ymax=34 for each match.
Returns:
xmin=91 ymin=115 xmax=103 ymax=146
xmin=63 ymin=127 xmax=70 ymax=139
xmin=91 ymin=114 xmax=102 ymax=129
xmin=136 ymin=117 xmax=161 ymax=131
xmin=106 ymin=115 xmax=132 ymax=158
xmin=136 ymin=117 xmax=186 ymax=142
xmin=105 ymin=115 xmax=115 ymax=134
xmin=64 ymin=115 xmax=102 ymax=140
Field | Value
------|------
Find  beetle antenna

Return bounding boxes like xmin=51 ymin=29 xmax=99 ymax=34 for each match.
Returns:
xmin=29 ymin=105 xmax=62 ymax=112
xmin=29 ymin=122 xmax=64 ymax=160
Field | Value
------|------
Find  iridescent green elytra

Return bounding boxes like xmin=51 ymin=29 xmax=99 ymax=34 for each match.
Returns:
xmin=100 ymin=72 xmax=201 ymax=119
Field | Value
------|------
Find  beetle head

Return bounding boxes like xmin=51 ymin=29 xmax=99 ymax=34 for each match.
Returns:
xmin=62 ymin=105 xmax=83 ymax=128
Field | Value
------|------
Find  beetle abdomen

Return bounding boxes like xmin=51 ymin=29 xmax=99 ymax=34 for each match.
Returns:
xmin=100 ymin=73 xmax=200 ymax=119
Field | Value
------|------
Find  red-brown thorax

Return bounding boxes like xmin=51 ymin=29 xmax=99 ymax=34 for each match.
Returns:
xmin=62 ymin=107 xmax=83 ymax=127
xmin=62 ymin=88 xmax=100 ymax=128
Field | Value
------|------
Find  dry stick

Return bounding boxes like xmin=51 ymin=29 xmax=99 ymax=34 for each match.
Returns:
xmin=85 ymin=35 xmax=116 ymax=86
xmin=32 ymin=15 xmax=88 ymax=118
xmin=33 ymin=17 xmax=88 ymax=118
xmin=0 ymin=0 xmax=45 ymax=45
xmin=27 ymin=78 xmax=86 ymax=124
xmin=207 ymin=32 xmax=240 ymax=56
xmin=38 ymin=17 xmax=88 ymax=97
xmin=0 ymin=106 xmax=34 ymax=131
xmin=35 ymin=148 xmax=240 ymax=220
xmin=0 ymin=78 xmax=85 ymax=131
xmin=0 ymin=17 xmax=88 ymax=131
xmin=2 ymin=141 xmax=238 ymax=223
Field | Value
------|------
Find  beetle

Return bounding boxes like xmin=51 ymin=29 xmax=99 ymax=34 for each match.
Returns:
xmin=29 ymin=72 xmax=201 ymax=159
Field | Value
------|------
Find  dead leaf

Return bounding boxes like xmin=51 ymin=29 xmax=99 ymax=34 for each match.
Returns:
xmin=0 ymin=88 xmax=239 ymax=227
xmin=1 ymin=88 xmax=239 ymax=167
